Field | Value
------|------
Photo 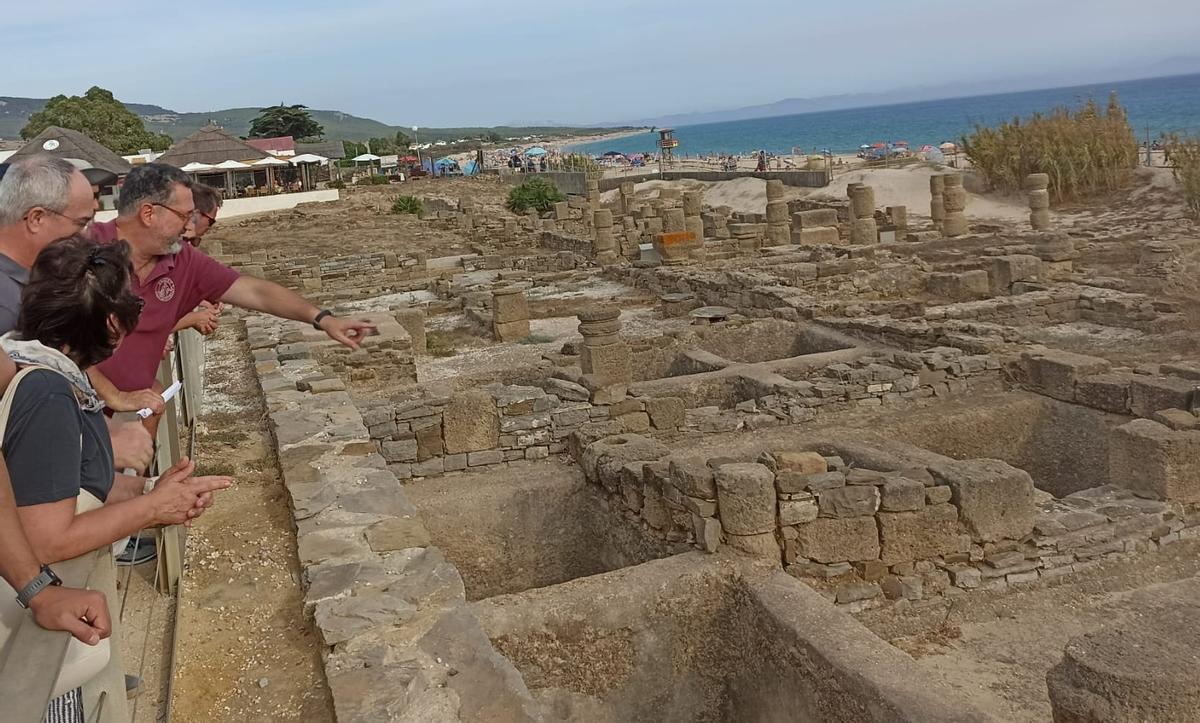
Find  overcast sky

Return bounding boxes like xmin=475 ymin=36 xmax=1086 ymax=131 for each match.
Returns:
xmin=5 ymin=0 xmax=1198 ymax=127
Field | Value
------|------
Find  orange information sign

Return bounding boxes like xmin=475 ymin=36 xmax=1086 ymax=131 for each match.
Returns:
xmin=656 ymin=231 xmax=695 ymax=245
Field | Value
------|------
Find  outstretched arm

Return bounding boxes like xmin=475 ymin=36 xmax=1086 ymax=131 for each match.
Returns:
xmin=220 ymin=275 xmax=377 ymax=349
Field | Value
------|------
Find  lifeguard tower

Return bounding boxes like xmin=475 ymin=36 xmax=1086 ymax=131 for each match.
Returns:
xmin=657 ymin=128 xmax=679 ymax=174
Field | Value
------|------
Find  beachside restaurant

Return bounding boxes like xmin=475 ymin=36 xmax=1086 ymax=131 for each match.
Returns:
xmin=156 ymin=124 xmax=331 ymax=197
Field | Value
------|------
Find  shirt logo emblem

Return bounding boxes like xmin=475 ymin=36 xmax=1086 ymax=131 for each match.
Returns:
xmin=155 ymin=278 xmax=176 ymax=303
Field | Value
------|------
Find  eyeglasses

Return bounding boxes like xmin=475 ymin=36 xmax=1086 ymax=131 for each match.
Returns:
xmin=24 ymin=206 xmax=94 ymax=230
xmin=197 ymin=210 xmax=217 ymax=228
xmin=151 ymin=203 xmax=197 ymax=225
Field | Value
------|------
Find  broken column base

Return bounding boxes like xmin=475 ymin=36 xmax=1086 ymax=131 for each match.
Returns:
xmin=1047 ymin=579 xmax=1200 ymax=722
xmin=492 ymin=319 xmax=530 ymax=341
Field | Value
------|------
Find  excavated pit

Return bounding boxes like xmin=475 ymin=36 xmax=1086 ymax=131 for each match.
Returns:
xmin=405 ymin=461 xmax=687 ymax=600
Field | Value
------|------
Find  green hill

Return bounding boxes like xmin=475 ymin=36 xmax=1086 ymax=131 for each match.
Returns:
xmin=0 ymin=96 xmax=625 ymax=144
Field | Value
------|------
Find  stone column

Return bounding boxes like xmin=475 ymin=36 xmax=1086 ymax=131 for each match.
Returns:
xmin=578 ymin=305 xmax=631 ymax=404
xmin=714 ymin=463 xmax=780 ymax=559
xmin=849 ymin=184 xmax=877 ymax=244
xmin=764 ymin=179 xmax=791 ymax=245
xmin=619 ymin=181 xmax=636 ymax=217
xmin=1026 ymin=173 xmax=1051 ymax=230
xmin=886 ymin=205 xmax=908 ymax=232
xmin=929 ymin=175 xmax=945 ymax=230
xmin=593 ymin=209 xmax=618 ymax=265
xmin=491 ymin=287 xmax=530 ymax=341
xmin=941 ymin=174 xmax=969 ymax=237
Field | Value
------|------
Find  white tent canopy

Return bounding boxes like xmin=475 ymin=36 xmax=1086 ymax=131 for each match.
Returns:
xmin=180 ymin=162 xmax=214 ymax=172
xmin=289 ymin=153 xmax=328 ymax=165
xmin=253 ymin=156 xmax=288 ymax=166
xmin=213 ymin=159 xmax=252 ymax=169
xmin=351 ymin=153 xmax=381 ymax=162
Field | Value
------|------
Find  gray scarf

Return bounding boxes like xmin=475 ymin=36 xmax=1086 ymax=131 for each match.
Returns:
xmin=0 ymin=333 xmax=105 ymax=413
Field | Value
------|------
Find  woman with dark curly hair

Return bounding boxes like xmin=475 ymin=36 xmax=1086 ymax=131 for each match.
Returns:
xmin=0 ymin=236 xmax=231 ymax=719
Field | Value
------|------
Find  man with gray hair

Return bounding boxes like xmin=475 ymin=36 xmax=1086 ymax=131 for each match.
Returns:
xmin=0 ymin=155 xmax=95 ymax=332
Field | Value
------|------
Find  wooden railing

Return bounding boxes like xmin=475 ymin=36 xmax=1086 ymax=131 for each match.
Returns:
xmin=0 ymin=327 xmax=207 ymax=721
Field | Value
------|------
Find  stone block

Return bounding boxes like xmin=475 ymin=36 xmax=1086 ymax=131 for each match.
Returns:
xmin=1018 ymin=349 xmax=1111 ymax=402
xmin=1075 ymin=373 xmax=1132 ymax=414
xmin=1109 ymin=419 xmax=1200 ymax=504
xmin=795 ymin=226 xmax=841 ymax=246
xmin=443 ymin=390 xmax=500 ymax=454
xmin=580 ymin=342 xmax=632 ymax=384
xmin=393 ymin=308 xmax=427 ymax=354
xmin=878 ymin=504 xmax=959 ymax=565
xmin=818 ymin=485 xmax=880 ymax=518
xmin=1129 ymin=375 xmax=1195 ymax=418
xmin=988 ymin=254 xmax=1042 ymax=294
xmin=725 ymin=531 xmax=780 ymax=559
xmin=836 ymin=581 xmax=882 ymax=604
xmin=932 ymin=458 xmax=1035 ymax=542
xmin=793 ymin=209 xmax=839 ymax=228
xmin=880 ymin=477 xmax=926 ymax=512
xmin=381 ymin=439 xmax=418 ymax=463
xmin=770 ymin=450 xmax=827 ymax=475
xmin=492 ymin=289 xmax=530 ymax=324
xmin=1153 ymin=408 xmax=1199 ymax=431
xmin=714 ymin=463 xmax=777 ymax=535
xmin=492 ymin=318 xmax=530 ymax=342
xmin=645 ymin=397 xmax=685 ymax=429
xmin=468 ymin=450 xmax=504 ymax=466
xmin=670 ymin=458 xmax=717 ymax=499
xmin=794 ymin=516 xmax=880 ymax=563
xmin=925 ymin=485 xmax=953 ymax=505
xmin=927 ymin=270 xmax=989 ymax=301
xmin=779 ymin=497 xmax=819 ymax=526
xmin=364 ymin=517 xmax=431 ymax=552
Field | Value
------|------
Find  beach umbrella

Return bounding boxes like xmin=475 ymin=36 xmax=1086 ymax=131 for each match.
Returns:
xmin=352 ymin=153 xmax=382 ymax=162
xmin=213 ymin=160 xmax=252 ymax=169
xmin=601 ymin=151 xmax=625 ymax=158
xmin=289 ymin=153 xmax=328 ymax=165
xmin=253 ymin=156 xmax=289 ymax=166
xmin=860 ymin=144 xmax=872 ymax=150
xmin=919 ymin=145 xmax=934 ymax=153
xmin=939 ymin=142 xmax=957 ymax=151
xmin=524 ymin=146 xmax=548 ymax=157
xmin=180 ymin=162 xmax=214 ymax=173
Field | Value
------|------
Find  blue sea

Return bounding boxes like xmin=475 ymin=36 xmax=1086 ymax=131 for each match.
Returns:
xmin=569 ymin=73 xmax=1200 ymax=157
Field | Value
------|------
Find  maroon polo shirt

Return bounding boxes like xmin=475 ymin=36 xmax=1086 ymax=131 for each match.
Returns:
xmin=89 ymin=220 xmax=239 ymax=391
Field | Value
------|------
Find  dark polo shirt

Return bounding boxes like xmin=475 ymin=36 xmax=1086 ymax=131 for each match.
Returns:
xmin=0 ymin=253 xmax=29 ymax=335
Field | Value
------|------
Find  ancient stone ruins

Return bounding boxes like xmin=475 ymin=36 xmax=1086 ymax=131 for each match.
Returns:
xmin=215 ymin=169 xmax=1200 ymax=722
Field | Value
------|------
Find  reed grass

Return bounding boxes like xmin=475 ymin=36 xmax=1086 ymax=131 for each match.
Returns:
xmin=961 ymin=92 xmax=1137 ymax=204
xmin=1165 ymin=134 xmax=1200 ymax=219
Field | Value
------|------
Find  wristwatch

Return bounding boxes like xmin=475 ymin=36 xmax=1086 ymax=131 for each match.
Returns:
xmin=312 ymin=309 xmax=333 ymax=330
xmin=16 ymin=565 xmax=62 ymax=609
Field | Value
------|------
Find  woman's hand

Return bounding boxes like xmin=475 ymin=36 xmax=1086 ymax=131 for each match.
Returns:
xmin=147 ymin=458 xmax=232 ymax=526
xmin=106 ymin=388 xmax=165 ymax=415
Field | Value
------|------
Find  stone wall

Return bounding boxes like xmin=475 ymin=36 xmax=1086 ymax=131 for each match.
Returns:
xmin=572 ymin=426 xmax=1193 ymax=614
xmin=244 ymin=314 xmax=542 ymax=723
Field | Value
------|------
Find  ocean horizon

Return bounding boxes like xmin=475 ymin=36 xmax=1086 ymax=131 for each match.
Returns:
xmin=568 ymin=73 xmax=1200 ymax=157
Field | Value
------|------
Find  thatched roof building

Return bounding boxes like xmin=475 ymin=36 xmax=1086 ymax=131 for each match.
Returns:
xmin=8 ymin=126 xmax=132 ymax=176
xmin=156 ymin=124 xmax=268 ymax=167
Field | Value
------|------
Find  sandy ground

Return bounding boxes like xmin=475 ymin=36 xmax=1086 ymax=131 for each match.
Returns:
xmin=169 ymin=320 xmax=333 ymax=722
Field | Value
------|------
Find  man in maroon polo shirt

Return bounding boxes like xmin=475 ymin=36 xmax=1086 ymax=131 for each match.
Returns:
xmin=87 ymin=163 xmax=375 ymax=409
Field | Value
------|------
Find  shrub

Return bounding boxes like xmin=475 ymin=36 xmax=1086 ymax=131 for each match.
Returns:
xmin=355 ymin=175 xmax=390 ymax=186
xmin=505 ymin=176 xmax=565 ymax=214
xmin=558 ymin=153 xmax=600 ymax=173
xmin=390 ymin=195 xmax=423 ymax=215
xmin=961 ymin=92 xmax=1138 ymax=203
xmin=1165 ymin=134 xmax=1200 ymax=220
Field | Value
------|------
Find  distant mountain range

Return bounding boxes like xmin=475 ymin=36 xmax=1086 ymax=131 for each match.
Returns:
xmin=0 ymin=97 xmax=624 ymax=144
xmin=604 ymin=58 xmax=1200 ymax=129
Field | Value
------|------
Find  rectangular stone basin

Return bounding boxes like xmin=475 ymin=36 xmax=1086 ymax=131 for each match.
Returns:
xmin=882 ymin=392 xmax=1128 ymax=497
xmin=471 ymin=553 xmax=993 ymax=723
xmin=405 ymin=460 xmax=686 ymax=600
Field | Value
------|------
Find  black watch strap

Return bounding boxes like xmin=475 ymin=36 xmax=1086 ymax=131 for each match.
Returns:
xmin=16 ymin=565 xmax=62 ymax=609
xmin=312 ymin=309 xmax=333 ymax=330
